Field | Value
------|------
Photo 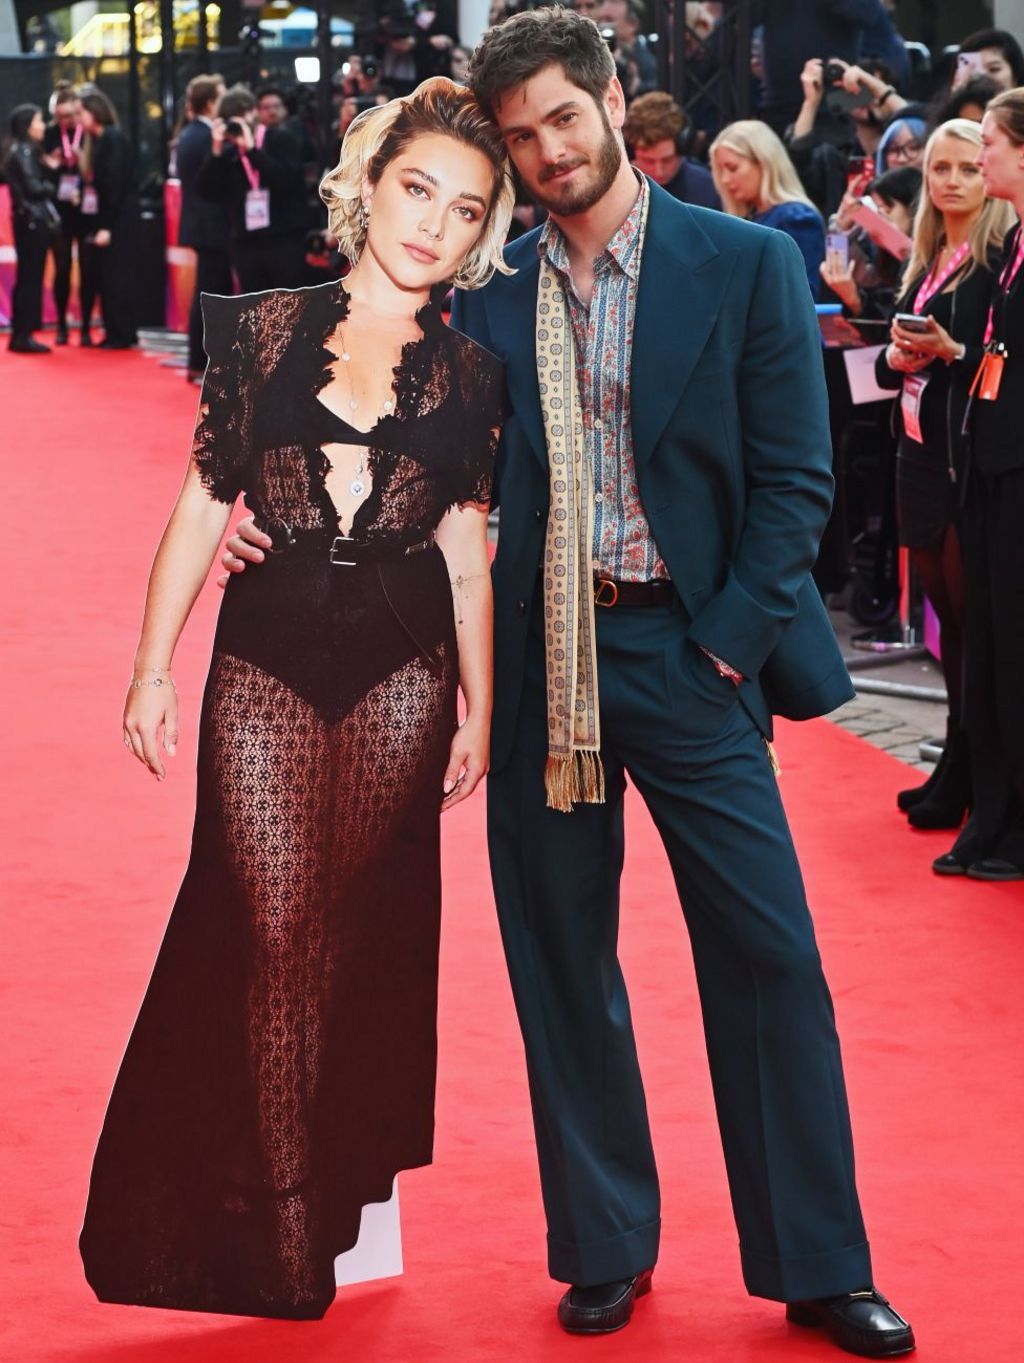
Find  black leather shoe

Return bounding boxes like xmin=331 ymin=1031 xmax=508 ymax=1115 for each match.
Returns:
xmin=967 ymin=857 xmax=1024 ymax=881
xmin=932 ymin=852 xmax=967 ymax=876
xmin=557 ymin=1268 xmax=653 ymax=1334
xmin=79 ymin=328 xmax=93 ymax=347
xmin=8 ymin=335 xmax=51 ymax=354
xmin=787 ymin=1288 xmax=914 ymax=1357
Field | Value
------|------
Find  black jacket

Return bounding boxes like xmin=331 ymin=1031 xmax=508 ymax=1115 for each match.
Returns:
xmin=661 ymin=159 xmax=721 ymax=211
xmin=90 ymin=126 xmax=138 ymax=232
xmin=875 ymin=251 xmax=998 ymax=483
xmin=195 ymin=125 xmax=308 ymax=243
xmin=970 ymin=224 xmax=1024 ymax=477
xmin=3 ymin=139 xmax=57 ymax=228
xmin=176 ymin=119 xmax=230 ymax=251
xmin=755 ymin=0 xmax=886 ymax=127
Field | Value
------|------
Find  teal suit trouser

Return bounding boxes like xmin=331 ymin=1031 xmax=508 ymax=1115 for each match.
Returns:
xmin=487 ymin=598 xmax=873 ymax=1301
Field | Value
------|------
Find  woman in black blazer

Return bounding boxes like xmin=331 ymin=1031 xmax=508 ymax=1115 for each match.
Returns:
xmin=78 ymin=86 xmax=138 ymax=348
xmin=876 ymin=119 xmax=1012 ymax=831
xmin=3 ymin=104 xmax=59 ymax=354
xmin=932 ymin=90 xmax=1024 ymax=880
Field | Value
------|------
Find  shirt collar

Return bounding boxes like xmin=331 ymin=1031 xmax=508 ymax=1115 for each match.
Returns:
xmin=539 ymin=170 xmax=649 ymax=282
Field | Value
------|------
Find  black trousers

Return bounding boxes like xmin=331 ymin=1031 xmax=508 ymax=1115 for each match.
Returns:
xmin=11 ymin=216 xmax=50 ymax=338
xmin=955 ymin=466 xmax=1024 ymax=867
xmin=97 ymin=214 xmax=138 ymax=347
xmin=233 ymin=231 xmax=306 ymax=295
xmin=188 ymin=247 xmax=233 ymax=372
xmin=487 ymin=601 xmax=871 ymax=1301
xmin=50 ymin=212 xmax=86 ymax=327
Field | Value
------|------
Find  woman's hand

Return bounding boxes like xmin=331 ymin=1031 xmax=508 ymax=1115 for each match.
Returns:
xmin=441 ymin=713 xmax=489 ymax=812
xmin=819 ymin=257 xmax=862 ymax=314
xmin=799 ymin=57 xmax=824 ymax=106
xmin=123 ymin=679 xmax=178 ymax=781
xmin=92 ymin=228 xmax=111 ymax=248
xmin=890 ymin=314 xmax=961 ymax=363
xmin=885 ymin=339 xmax=932 ymax=373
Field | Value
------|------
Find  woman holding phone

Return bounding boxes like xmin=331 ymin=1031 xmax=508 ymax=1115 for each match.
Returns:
xmin=934 ymin=89 xmax=1024 ymax=880
xmin=875 ymin=118 xmax=1012 ymax=831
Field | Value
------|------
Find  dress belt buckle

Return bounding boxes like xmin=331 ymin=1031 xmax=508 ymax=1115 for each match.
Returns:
xmin=330 ymin=535 xmax=357 ymax=567
xmin=261 ymin=518 xmax=295 ymax=555
xmin=594 ymin=577 xmax=619 ymax=608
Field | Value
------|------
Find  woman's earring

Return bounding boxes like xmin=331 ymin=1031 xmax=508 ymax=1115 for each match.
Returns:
xmin=358 ymin=202 xmax=370 ymax=231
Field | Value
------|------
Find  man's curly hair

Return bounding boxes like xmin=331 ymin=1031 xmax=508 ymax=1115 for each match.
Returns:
xmin=467 ymin=6 xmax=616 ymax=118
xmin=622 ymin=91 xmax=688 ymax=150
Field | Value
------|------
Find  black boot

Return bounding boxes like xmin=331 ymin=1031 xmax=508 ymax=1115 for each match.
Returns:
xmin=9 ymin=333 xmax=51 ymax=354
xmin=907 ymin=724 xmax=970 ymax=830
xmin=55 ymin=319 xmax=69 ymax=345
xmin=897 ymin=719 xmax=953 ymax=812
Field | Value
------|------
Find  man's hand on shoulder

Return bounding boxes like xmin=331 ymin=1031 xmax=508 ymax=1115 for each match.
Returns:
xmin=218 ymin=516 xmax=272 ymax=589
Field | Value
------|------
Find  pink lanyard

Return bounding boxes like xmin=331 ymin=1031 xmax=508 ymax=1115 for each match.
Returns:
xmin=239 ymin=123 xmax=266 ymax=192
xmin=59 ymin=125 xmax=82 ymax=164
xmin=983 ymin=228 xmax=1024 ymax=345
xmin=912 ymin=240 xmax=970 ymax=314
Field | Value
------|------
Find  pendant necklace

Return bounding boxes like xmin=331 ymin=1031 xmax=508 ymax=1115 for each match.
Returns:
xmin=334 ymin=317 xmax=394 ymax=499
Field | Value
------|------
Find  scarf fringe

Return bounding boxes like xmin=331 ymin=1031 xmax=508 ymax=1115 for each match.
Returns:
xmin=544 ymin=750 xmax=606 ymax=813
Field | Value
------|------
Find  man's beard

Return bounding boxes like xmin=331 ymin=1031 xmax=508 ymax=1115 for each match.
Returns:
xmin=532 ymin=108 xmax=624 ymax=216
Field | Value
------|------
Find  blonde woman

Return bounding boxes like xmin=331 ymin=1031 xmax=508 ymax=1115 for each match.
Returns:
xmin=710 ymin=118 xmax=825 ymax=296
xmin=875 ymin=118 xmax=1013 ymax=831
xmin=80 ymin=78 xmax=513 ymax=1321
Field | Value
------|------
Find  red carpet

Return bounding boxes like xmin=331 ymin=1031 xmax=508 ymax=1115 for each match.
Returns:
xmin=2 ymin=340 xmax=1023 ymax=1362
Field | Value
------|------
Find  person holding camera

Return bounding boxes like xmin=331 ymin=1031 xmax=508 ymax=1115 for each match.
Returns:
xmin=4 ymin=104 xmax=60 ymax=354
xmin=196 ymin=84 xmax=308 ymax=294
xmin=874 ymin=119 xmax=1011 ymax=833
xmin=932 ymin=88 xmax=1024 ymax=881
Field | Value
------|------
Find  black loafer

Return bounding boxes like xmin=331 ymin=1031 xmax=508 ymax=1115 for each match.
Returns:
xmin=787 ymin=1287 xmax=914 ymax=1357
xmin=557 ymin=1267 xmax=653 ymax=1334
xmin=967 ymin=857 xmax=1024 ymax=881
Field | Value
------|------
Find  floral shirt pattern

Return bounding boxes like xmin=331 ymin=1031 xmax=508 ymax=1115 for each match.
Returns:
xmin=538 ymin=173 xmax=668 ymax=582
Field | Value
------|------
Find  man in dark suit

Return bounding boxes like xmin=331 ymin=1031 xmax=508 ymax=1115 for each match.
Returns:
xmin=453 ymin=9 xmax=914 ymax=1357
xmin=196 ymin=83 xmax=309 ymax=297
xmin=176 ymin=74 xmax=231 ymax=382
xmin=623 ymin=90 xmax=720 ymax=210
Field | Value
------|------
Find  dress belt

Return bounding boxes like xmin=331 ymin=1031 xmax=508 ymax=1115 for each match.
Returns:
xmin=593 ymin=576 xmax=676 ymax=608
xmin=254 ymin=517 xmax=436 ymax=567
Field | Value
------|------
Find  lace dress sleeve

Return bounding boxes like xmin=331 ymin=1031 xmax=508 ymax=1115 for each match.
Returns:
xmin=451 ymin=338 xmax=507 ymax=508
xmin=191 ymin=293 xmax=253 ymax=504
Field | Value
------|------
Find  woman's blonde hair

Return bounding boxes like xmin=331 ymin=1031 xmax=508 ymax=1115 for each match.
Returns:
xmin=320 ymin=76 xmax=515 ymax=291
xmin=905 ymin=118 xmax=1016 ymax=285
xmin=709 ymin=119 xmax=815 ymax=217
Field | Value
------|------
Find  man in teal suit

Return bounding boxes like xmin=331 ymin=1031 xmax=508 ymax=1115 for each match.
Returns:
xmin=451 ymin=9 xmax=913 ymax=1357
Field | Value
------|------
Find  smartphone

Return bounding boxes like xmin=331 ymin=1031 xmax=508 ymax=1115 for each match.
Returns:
xmin=826 ymin=231 xmax=850 ymax=273
xmin=846 ymin=155 xmax=874 ymax=190
xmin=956 ymin=52 xmax=985 ymax=82
xmin=893 ymin=312 xmax=933 ymax=334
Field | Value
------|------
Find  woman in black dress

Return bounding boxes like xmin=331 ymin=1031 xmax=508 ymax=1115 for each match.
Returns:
xmin=934 ymin=90 xmax=1024 ymax=880
xmin=3 ymin=104 xmax=59 ymax=354
xmin=875 ymin=118 xmax=1012 ymax=830
xmin=77 ymin=86 xmax=138 ymax=348
xmin=80 ymin=78 xmax=513 ymax=1320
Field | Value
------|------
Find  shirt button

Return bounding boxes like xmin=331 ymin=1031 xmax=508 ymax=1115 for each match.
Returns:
xmin=595 ymin=492 xmax=604 ymax=503
xmin=516 ymin=599 xmax=527 ymax=616
xmin=594 ymin=418 xmax=604 ymax=431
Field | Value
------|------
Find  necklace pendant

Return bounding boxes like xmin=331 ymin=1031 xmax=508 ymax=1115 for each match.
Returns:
xmin=341 ymin=352 xmax=350 ymax=362
xmin=349 ymin=398 xmax=358 ymax=411
xmin=383 ymin=399 xmax=394 ymax=413
xmin=350 ymin=478 xmax=365 ymax=497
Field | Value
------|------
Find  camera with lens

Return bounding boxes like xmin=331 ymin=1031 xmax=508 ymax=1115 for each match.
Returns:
xmin=361 ymin=54 xmax=379 ymax=79
xmin=824 ymin=60 xmax=846 ymax=86
xmin=822 ymin=58 xmax=874 ymax=116
xmin=225 ymin=119 xmax=246 ymax=138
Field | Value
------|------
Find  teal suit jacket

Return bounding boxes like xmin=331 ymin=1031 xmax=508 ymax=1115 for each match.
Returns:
xmin=451 ymin=182 xmax=854 ymax=773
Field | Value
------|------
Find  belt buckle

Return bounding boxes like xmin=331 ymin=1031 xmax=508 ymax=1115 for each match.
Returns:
xmin=261 ymin=518 xmax=295 ymax=555
xmin=594 ymin=577 xmax=619 ymax=608
xmin=330 ymin=535 xmax=357 ymax=567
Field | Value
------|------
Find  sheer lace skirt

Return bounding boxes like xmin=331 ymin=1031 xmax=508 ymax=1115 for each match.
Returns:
xmin=81 ymin=569 xmax=458 ymax=1320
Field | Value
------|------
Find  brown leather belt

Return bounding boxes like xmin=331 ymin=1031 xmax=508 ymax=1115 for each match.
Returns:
xmin=593 ymin=576 xmax=676 ymax=608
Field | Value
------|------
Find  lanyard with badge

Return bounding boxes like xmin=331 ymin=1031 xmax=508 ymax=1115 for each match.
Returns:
xmin=899 ymin=240 xmax=970 ymax=444
xmin=57 ymin=124 xmax=83 ymax=203
xmin=971 ymin=229 xmax=1024 ymax=402
xmin=240 ymin=124 xmax=270 ymax=232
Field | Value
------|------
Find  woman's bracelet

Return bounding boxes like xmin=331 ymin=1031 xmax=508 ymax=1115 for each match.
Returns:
xmin=130 ymin=675 xmax=176 ymax=689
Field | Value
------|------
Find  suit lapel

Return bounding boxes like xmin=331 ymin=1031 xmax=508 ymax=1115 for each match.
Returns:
xmin=631 ymin=189 xmax=737 ymax=467
xmin=486 ymin=252 xmax=549 ymax=471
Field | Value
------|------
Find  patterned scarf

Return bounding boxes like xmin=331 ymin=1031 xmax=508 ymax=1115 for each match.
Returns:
xmin=536 ymin=258 xmax=602 ymax=811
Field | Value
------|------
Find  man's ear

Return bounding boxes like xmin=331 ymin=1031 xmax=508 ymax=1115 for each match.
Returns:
xmin=605 ymin=76 xmax=627 ymax=131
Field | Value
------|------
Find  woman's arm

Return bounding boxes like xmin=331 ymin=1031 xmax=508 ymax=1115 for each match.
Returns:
xmin=123 ymin=461 xmax=234 ymax=780
xmin=434 ymin=500 xmax=493 ymax=811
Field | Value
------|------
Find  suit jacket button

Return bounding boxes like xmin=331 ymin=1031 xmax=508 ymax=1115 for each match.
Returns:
xmin=516 ymin=600 xmax=527 ymax=616
xmin=534 ymin=508 xmax=544 ymax=523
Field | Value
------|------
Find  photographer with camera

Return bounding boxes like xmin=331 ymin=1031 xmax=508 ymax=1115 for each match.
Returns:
xmin=598 ymin=0 xmax=657 ymax=99
xmin=196 ymin=84 xmax=308 ymax=294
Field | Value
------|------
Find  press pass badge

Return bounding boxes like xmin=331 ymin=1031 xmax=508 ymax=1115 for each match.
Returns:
xmin=245 ymin=188 xmax=271 ymax=232
xmin=826 ymin=232 xmax=849 ymax=273
xmin=81 ymin=185 xmax=99 ymax=215
xmin=57 ymin=173 xmax=80 ymax=203
xmin=900 ymin=373 xmax=929 ymax=443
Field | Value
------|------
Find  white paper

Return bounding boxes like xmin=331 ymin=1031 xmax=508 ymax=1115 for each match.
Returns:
xmin=334 ymin=1178 xmax=403 ymax=1287
xmin=843 ymin=344 xmax=894 ymax=405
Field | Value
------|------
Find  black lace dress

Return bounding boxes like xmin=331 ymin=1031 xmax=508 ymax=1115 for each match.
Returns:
xmin=79 ymin=281 xmax=504 ymax=1320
